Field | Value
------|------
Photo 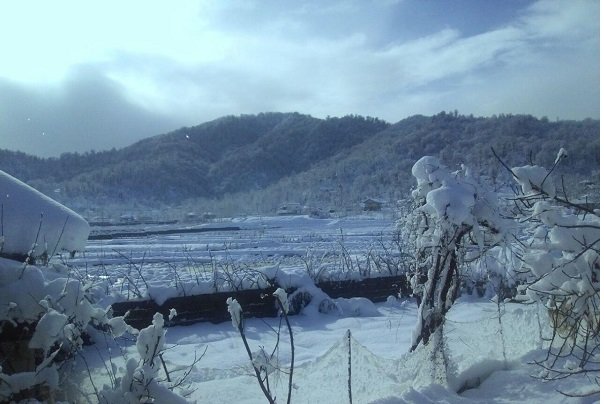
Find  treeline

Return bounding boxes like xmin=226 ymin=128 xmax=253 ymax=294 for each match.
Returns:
xmin=0 ymin=112 xmax=598 ymax=217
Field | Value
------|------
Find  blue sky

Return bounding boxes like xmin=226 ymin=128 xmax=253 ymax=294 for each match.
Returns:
xmin=0 ymin=0 xmax=599 ymax=157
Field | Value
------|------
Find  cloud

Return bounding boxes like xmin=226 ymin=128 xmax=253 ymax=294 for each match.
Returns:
xmin=125 ymin=0 xmax=596 ymax=123
xmin=0 ymin=0 xmax=598 ymax=157
xmin=0 ymin=66 xmax=178 ymax=157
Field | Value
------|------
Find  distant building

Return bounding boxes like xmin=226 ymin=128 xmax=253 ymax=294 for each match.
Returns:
xmin=201 ymin=212 xmax=216 ymax=221
xmin=119 ymin=213 xmax=137 ymax=223
xmin=362 ymin=198 xmax=385 ymax=212
xmin=277 ymin=203 xmax=302 ymax=216
xmin=183 ymin=212 xmax=200 ymax=223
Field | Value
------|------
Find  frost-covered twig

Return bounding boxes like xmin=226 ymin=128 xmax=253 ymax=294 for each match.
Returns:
xmin=273 ymin=288 xmax=294 ymax=404
xmin=49 ymin=216 xmax=70 ymax=261
xmin=227 ymin=297 xmax=276 ymax=403
xmin=112 ymin=249 xmax=147 ymax=298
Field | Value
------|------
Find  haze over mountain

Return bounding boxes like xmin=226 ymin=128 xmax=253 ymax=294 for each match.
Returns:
xmin=0 ymin=112 xmax=599 ymax=216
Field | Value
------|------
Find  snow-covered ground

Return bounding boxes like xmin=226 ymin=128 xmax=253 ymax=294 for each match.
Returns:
xmin=62 ymin=215 xmax=597 ymax=403
xmin=0 ymin=168 xmax=597 ymax=404
xmin=73 ymin=214 xmax=402 ymax=304
xmin=75 ymin=296 xmax=596 ymax=403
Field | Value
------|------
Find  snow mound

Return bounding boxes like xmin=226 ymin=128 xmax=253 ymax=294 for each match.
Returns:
xmin=511 ymin=165 xmax=555 ymax=196
xmin=0 ymin=170 xmax=89 ymax=259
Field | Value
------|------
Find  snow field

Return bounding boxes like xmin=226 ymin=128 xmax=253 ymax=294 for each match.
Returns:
xmin=75 ymin=298 xmax=594 ymax=403
xmin=72 ymin=215 xmax=401 ymax=304
xmin=0 ymin=166 xmax=596 ymax=403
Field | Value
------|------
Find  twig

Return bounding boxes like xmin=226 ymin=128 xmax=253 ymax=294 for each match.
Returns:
xmin=50 ymin=215 xmax=70 ymax=259
xmin=238 ymin=319 xmax=276 ymax=404
xmin=276 ymin=297 xmax=294 ymax=404
xmin=347 ymin=329 xmax=352 ymax=404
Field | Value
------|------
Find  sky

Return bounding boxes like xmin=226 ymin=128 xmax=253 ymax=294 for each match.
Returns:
xmin=0 ymin=0 xmax=599 ymax=157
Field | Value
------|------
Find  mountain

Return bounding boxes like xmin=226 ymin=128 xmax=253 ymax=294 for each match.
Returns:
xmin=207 ymin=112 xmax=599 ymax=215
xmin=0 ymin=112 xmax=599 ymax=216
xmin=0 ymin=112 xmax=388 ymax=203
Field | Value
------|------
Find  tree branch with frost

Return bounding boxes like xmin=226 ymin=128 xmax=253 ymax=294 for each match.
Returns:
xmin=273 ymin=288 xmax=294 ymax=404
xmin=404 ymin=156 xmax=509 ymax=355
xmin=98 ymin=311 xmax=191 ymax=403
xmin=492 ymin=147 xmax=598 ymax=216
xmin=494 ymin=147 xmax=599 ymax=394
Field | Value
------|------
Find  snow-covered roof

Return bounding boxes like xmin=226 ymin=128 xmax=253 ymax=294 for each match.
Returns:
xmin=0 ymin=170 xmax=90 ymax=258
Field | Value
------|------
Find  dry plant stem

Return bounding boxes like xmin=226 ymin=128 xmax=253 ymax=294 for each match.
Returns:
xmin=50 ymin=215 xmax=70 ymax=259
xmin=347 ymin=329 xmax=352 ymax=404
xmin=236 ymin=318 xmax=275 ymax=404
xmin=112 ymin=249 xmax=147 ymax=298
xmin=276 ymin=298 xmax=294 ymax=404
xmin=1 ymin=203 xmax=4 ymax=255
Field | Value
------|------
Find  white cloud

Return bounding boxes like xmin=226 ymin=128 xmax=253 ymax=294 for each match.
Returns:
xmin=0 ymin=0 xmax=598 ymax=155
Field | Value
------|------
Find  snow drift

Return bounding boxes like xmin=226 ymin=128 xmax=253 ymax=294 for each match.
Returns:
xmin=0 ymin=170 xmax=89 ymax=259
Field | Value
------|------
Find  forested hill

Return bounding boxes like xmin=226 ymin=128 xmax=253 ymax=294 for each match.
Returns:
xmin=0 ymin=113 xmax=389 ymax=202
xmin=0 ymin=112 xmax=599 ymax=214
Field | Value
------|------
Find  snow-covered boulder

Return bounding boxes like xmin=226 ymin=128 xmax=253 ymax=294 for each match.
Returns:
xmin=0 ymin=170 xmax=89 ymax=259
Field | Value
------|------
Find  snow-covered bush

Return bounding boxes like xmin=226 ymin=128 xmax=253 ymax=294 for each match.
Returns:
xmin=98 ymin=312 xmax=189 ymax=404
xmin=463 ymin=246 xmax=519 ymax=299
xmin=0 ymin=171 xmax=139 ymax=401
xmin=0 ymin=170 xmax=149 ymax=402
xmin=0 ymin=261 xmax=138 ymax=402
xmin=504 ymin=150 xmax=600 ymax=394
xmin=403 ymin=156 xmax=509 ymax=356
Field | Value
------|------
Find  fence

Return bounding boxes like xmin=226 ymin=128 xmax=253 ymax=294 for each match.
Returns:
xmin=112 ymin=275 xmax=410 ymax=329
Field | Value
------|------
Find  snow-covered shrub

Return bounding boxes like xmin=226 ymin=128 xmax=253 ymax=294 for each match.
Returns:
xmin=403 ymin=156 xmax=509 ymax=356
xmin=463 ymin=246 xmax=519 ymax=298
xmin=0 ymin=253 xmax=136 ymax=401
xmin=0 ymin=171 xmax=140 ymax=402
xmin=0 ymin=172 xmax=94 ymax=400
xmin=504 ymin=150 xmax=599 ymax=393
xmin=98 ymin=312 xmax=189 ymax=404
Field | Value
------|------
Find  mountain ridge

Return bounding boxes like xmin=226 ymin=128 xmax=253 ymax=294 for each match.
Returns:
xmin=0 ymin=112 xmax=598 ymax=215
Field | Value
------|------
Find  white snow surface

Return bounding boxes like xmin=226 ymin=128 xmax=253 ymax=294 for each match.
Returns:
xmin=511 ymin=165 xmax=556 ymax=196
xmin=0 ymin=170 xmax=90 ymax=257
xmin=0 ymin=212 xmax=594 ymax=402
xmin=76 ymin=298 xmax=596 ymax=403
xmin=72 ymin=214 xmax=399 ymax=304
xmin=56 ymin=215 xmax=596 ymax=403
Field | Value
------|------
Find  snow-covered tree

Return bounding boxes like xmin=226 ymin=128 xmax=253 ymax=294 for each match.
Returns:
xmin=404 ymin=156 xmax=508 ymax=353
xmin=501 ymin=149 xmax=600 ymax=395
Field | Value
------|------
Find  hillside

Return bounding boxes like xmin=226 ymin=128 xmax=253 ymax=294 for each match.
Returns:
xmin=0 ymin=112 xmax=599 ymax=216
xmin=177 ymin=113 xmax=600 ymax=216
